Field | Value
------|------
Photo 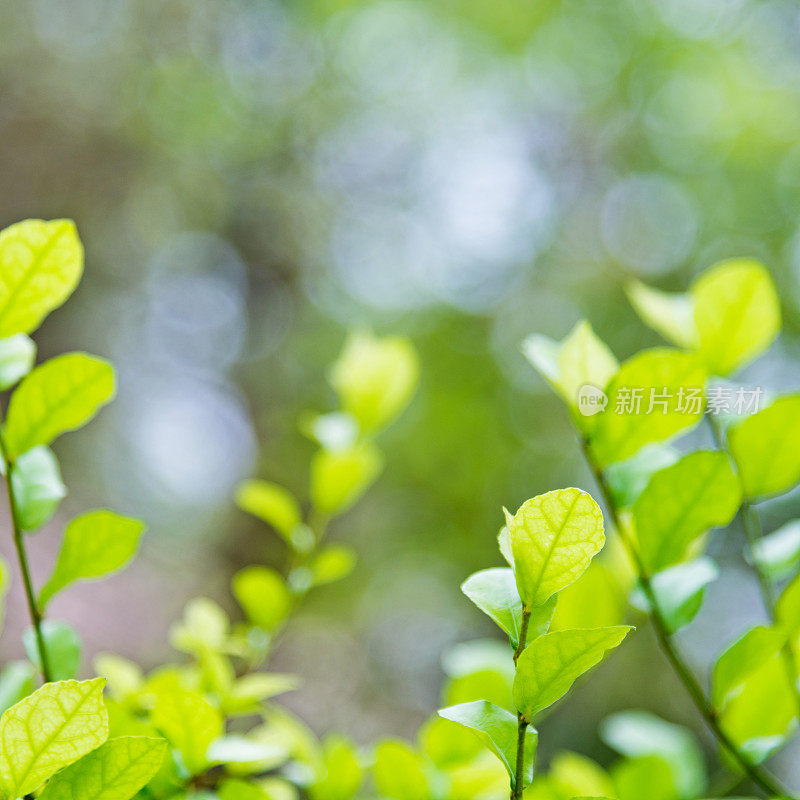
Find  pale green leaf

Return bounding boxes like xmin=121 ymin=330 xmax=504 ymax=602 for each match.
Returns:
xmin=23 ymin=620 xmax=81 ymax=681
xmin=151 ymin=687 xmax=222 ymax=775
xmin=206 ymin=735 xmax=287 ymax=768
xmin=508 ymin=488 xmax=605 ymax=608
xmin=551 ymin=561 xmax=626 ymax=632
xmin=625 ymin=279 xmax=698 ymax=349
xmin=39 ymin=510 xmax=146 ymax=608
xmin=728 ymin=395 xmax=800 ymax=499
xmin=692 ymin=259 xmax=781 ymax=376
xmin=4 ymin=352 xmax=116 ymax=459
xmin=38 ymin=736 xmax=166 ymax=800
xmin=330 ymin=331 xmax=419 ymax=434
xmin=310 ymin=442 xmax=383 ymax=515
xmin=438 ymin=700 xmax=537 ymax=788
xmin=749 ymin=520 xmax=800 ymax=581
xmin=590 ymin=349 xmax=706 ymax=467
xmin=93 ymin=654 xmax=143 ymax=705
xmin=777 ymin=573 xmax=800 ymax=636
xmin=372 ymin=740 xmax=428 ymax=800
xmin=0 ymin=219 xmax=83 ymax=337
xmin=168 ymin=597 xmax=229 ymax=655
xmin=0 ymin=662 xmax=36 ymax=715
xmin=631 ymin=558 xmax=718 ymax=634
xmin=604 ymin=443 xmax=680 ymax=508
xmin=11 ymin=446 xmax=66 ymax=532
xmin=613 ymin=756 xmax=677 ymax=800
xmin=0 ymin=334 xmax=36 ymax=390
xmin=600 ymin=711 xmax=706 ymax=798
xmin=632 ymin=451 xmax=741 ymax=572
xmin=235 ymin=480 xmax=301 ymax=541
xmin=531 ymin=751 xmax=615 ymax=800
xmin=0 ymin=678 xmax=109 ymax=798
xmin=232 ymin=566 xmax=291 ymax=632
xmin=309 ymin=734 xmax=363 ymax=800
xmin=712 ymin=625 xmax=785 ymax=710
xmin=512 ymin=627 xmax=632 ymax=720
xmin=310 ymin=545 xmax=356 ymax=586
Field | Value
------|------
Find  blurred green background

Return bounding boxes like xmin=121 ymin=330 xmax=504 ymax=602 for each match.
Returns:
xmin=1 ymin=0 xmax=800 ymax=782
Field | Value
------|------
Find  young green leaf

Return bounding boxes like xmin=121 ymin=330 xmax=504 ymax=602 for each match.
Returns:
xmin=168 ymin=597 xmax=229 ymax=655
xmin=39 ymin=510 xmax=146 ymax=608
xmin=692 ymin=259 xmax=780 ymax=376
xmin=712 ymin=626 xmax=785 ymax=710
xmin=38 ymin=736 xmax=167 ymax=800
xmin=551 ymin=561 xmax=626 ymax=632
xmin=310 ymin=545 xmax=357 ymax=587
xmin=534 ymin=751 xmax=615 ymax=799
xmin=232 ymin=566 xmax=291 ymax=631
xmin=0 ymin=219 xmax=83 ymax=338
xmin=612 ymin=756 xmax=677 ymax=800
xmin=310 ymin=442 xmax=384 ymax=515
xmin=600 ymin=710 xmax=707 ymax=798
xmin=0 ymin=678 xmax=109 ymax=798
xmin=522 ymin=320 xmax=618 ymax=414
xmin=372 ymin=740 xmax=428 ymax=800
xmin=748 ymin=520 xmax=800 ymax=581
xmin=590 ymin=349 xmax=706 ymax=467
xmin=461 ymin=568 xmax=524 ymax=644
xmin=23 ymin=620 xmax=81 ymax=681
xmin=93 ymin=654 xmax=143 ymax=705
xmin=235 ymin=479 xmax=301 ymax=541
xmin=10 ymin=446 xmax=66 ymax=532
xmin=309 ymin=734 xmax=363 ymax=800
xmin=728 ymin=395 xmax=800 ymax=499
xmin=512 ymin=627 xmax=632 ymax=720
xmin=3 ymin=352 xmax=116 ymax=459
xmin=0 ymin=661 xmax=36 ymax=715
xmin=330 ymin=330 xmax=419 ymax=434
xmin=508 ymin=488 xmax=605 ymax=608
xmin=604 ymin=443 xmax=680 ymax=508
xmin=625 ymin=279 xmax=698 ymax=349
xmin=0 ymin=334 xmax=36 ymax=390
xmin=630 ymin=558 xmax=718 ymax=634
xmin=151 ymin=687 xmax=222 ymax=775
xmin=632 ymin=451 xmax=741 ymax=572
xmin=438 ymin=700 xmax=538 ymax=788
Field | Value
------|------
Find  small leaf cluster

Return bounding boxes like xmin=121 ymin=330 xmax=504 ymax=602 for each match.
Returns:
xmin=524 ymin=257 xmax=800 ymax=796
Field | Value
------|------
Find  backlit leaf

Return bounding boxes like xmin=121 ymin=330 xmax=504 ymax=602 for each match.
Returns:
xmin=0 ymin=219 xmax=83 ymax=338
xmin=23 ymin=620 xmax=81 ymax=681
xmin=372 ymin=740 xmax=428 ymax=800
xmin=438 ymin=700 xmax=537 ymax=788
xmin=0 ymin=334 xmax=36 ymax=390
xmin=513 ymin=627 xmax=631 ymax=720
xmin=11 ymin=446 xmax=66 ymax=532
xmin=749 ymin=520 xmax=800 ymax=581
xmin=235 ymin=480 xmax=301 ymax=541
xmin=632 ymin=451 xmax=740 ymax=572
xmin=310 ymin=442 xmax=383 ymax=515
xmin=232 ymin=566 xmax=291 ymax=632
xmin=625 ymin=280 xmax=698 ymax=349
xmin=508 ymin=488 xmax=605 ymax=608
xmin=4 ymin=352 xmax=115 ymax=459
xmin=0 ymin=678 xmax=108 ymax=798
xmin=38 ymin=736 xmax=166 ymax=800
xmin=39 ymin=510 xmax=146 ymax=608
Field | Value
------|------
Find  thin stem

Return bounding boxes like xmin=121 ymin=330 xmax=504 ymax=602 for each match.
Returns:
xmin=0 ymin=438 xmax=52 ymax=682
xmin=511 ymin=607 xmax=531 ymax=800
xmin=579 ymin=437 xmax=791 ymax=799
xmin=707 ymin=414 xmax=800 ymax=718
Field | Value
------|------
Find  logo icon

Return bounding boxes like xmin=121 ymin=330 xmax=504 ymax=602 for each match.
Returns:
xmin=577 ymin=384 xmax=608 ymax=417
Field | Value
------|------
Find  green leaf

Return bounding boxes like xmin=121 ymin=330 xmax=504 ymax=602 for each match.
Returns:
xmin=11 ymin=446 xmax=66 ymax=532
xmin=600 ymin=711 xmax=706 ymax=798
xmin=551 ymin=561 xmax=626 ymax=632
xmin=625 ymin=280 xmax=698 ymax=349
xmin=309 ymin=734 xmax=363 ymax=800
xmin=461 ymin=568 xmax=524 ymax=644
xmin=590 ymin=350 xmax=706 ymax=467
xmin=330 ymin=330 xmax=419 ymax=434
xmin=151 ymin=687 xmax=222 ymax=775
xmin=0 ymin=219 xmax=83 ymax=338
xmin=310 ymin=442 xmax=384 ymax=515
xmin=712 ymin=626 xmax=785 ymax=709
xmin=438 ymin=700 xmax=537 ymax=788
xmin=232 ymin=566 xmax=291 ymax=631
xmin=777 ymin=572 xmax=800 ymax=635
xmin=512 ymin=627 xmax=632 ymax=720
xmin=39 ymin=510 xmax=146 ymax=608
xmin=4 ymin=352 xmax=116 ymax=459
xmin=508 ymin=488 xmax=605 ymax=608
xmin=728 ymin=395 xmax=800 ymax=499
xmin=206 ymin=735 xmax=287 ymax=768
xmin=632 ymin=451 xmax=741 ymax=572
xmin=168 ymin=597 xmax=229 ymax=655
xmin=23 ymin=620 xmax=81 ymax=681
xmin=93 ymin=654 xmax=143 ymax=705
xmin=613 ymin=756 xmax=677 ymax=800
xmin=631 ymin=558 xmax=718 ymax=634
xmin=604 ymin=443 xmax=680 ymax=508
xmin=38 ymin=736 xmax=167 ymax=800
xmin=310 ymin=545 xmax=356 ymax=586
xmin=0 ymin=678 xmax=109 ymax=798
xmin=532 ymin=751 xmax=615 ymax=799
xmin=235 ymin=480 xmax=301 ymax=541
xmin=0 ymin=662 xmax=36 ymax=715
xmin=372 ymin=740 xmax=428 ymax=800
xmin=692 ymin=259 xmax=780 ymax=376
xmin=522 ymin=320 xmax=618 ymax=413
xmin=749 ymin=520 xmax=800 ymax=581
xmin=0 ymin=334 xmax=36 ymax=390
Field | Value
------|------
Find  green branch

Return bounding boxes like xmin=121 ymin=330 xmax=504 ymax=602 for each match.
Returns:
xmin=511 ymin=607 xmax=531 ymax=800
